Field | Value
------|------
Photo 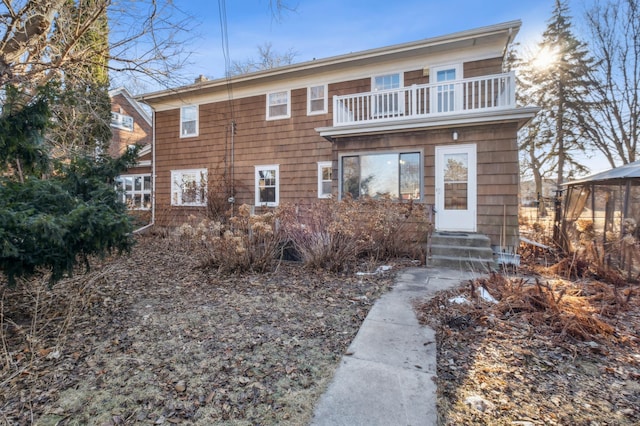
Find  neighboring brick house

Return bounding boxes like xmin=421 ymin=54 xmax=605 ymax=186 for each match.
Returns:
xmin=138 ymin=21 xmax=538 ymax=253
xmin=109 ymin=87 xmax=153 ymax=220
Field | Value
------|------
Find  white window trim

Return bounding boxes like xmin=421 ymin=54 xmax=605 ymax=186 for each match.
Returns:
xmin=371 ymin=72 xmax=404 ymax=90
xmin=317 ymin=161 xmax=332 ymax=199
xmin=180 ymin=105 xmax=199 ymax=138
xmin=116 ymin=174 xmax=152 ymax=210
xmin=255 ymin=164 xmax=280 ymax=207
xmin=429 ymin=63 xmax=463 ymax=84
xmin=111 ymin=112 xmax=134 ymax=131
xmin=266 ymin=90 xmax=291 ymax=120
xmin=371 ymin=72 xmax=405 ymax=117
xmin=338 ymin=150 xmax=423 ymax=201
xmin=430 ymin=63 xmax=463 ymax=113
xmin=171 ymin=168 xmax=207 ymax=206
xmin=307 ymin=84 xmax=328 ymax=115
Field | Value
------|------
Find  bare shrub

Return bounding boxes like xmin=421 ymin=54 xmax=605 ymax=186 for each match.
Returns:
xmin=276 ymin=199 xmax=371 ymax=272
xmin=204 ymin=166 xmax=248 ymax=224
xmin=277 ymin=197 xmax=432 ymax=272
xmin=175 ymin=205 xmax=284 ymax=274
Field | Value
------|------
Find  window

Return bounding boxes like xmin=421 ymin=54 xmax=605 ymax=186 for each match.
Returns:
xmin=255 ymin=165 xmax=279 ymax=206
xmin=308 ymin=84 xmax=327 ymax=115
xmin=111 ymin=112 xmax=134 ymax=131
xmin=317 ymin=161 xmax=332 ymax=198
xmin=180 ymin=105 xmax=198 ymax=137
xmin=372 ymin=73 xmax=403 ymax=116
xmin=115 ymin=174 xmax=151 ymax=210
xmin=171 ymin=169 xmax=207 ymax=206
xmin=341 ymin=152 xmax=421 ymax=200
xmin=266 ymin=90 xmax=290 ymax=119
xmin=431 ymin=64 xmax=462 ymax=113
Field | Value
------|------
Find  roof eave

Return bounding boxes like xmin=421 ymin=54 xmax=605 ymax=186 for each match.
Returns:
xmin=138 ymin=20 xmax=522 ymax=105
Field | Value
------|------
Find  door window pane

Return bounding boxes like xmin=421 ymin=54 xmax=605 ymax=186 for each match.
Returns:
xmin=437 ymin=69 xmax=457 ymax=112
xmin=444 ymin=153 xmax=468 ymax=210
xmin=373 ymin=73 xmax=402 ymax=116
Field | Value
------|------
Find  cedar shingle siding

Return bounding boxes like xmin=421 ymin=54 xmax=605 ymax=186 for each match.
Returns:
xmin=141 ymin=21 xmax=536 ymax=249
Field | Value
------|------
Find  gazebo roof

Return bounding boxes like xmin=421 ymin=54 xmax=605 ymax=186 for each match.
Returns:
xmin=565 ymin=160 xmax=640 ymax=185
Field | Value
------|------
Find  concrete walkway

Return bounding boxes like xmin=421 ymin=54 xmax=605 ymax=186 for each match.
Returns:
xmin=310 ymin=267 xmax=481 ymax=426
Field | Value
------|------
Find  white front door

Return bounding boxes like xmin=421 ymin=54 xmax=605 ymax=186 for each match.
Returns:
xmin=435 ymin=144 xmax=477 ymax=232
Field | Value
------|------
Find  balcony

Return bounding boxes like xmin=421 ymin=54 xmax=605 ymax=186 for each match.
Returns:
xmin=332 ymin=72 xmax=516 ymax=127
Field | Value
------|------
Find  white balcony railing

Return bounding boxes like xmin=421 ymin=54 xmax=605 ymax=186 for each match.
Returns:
xmin=332 ymin=72 xmax=516 ymax=126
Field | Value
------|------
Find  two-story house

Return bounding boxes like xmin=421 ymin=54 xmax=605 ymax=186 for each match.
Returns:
xmin=109 ymin=87 xmax=153 ymax=218
xmin=139 ymin=21 xmax=537 ymax=255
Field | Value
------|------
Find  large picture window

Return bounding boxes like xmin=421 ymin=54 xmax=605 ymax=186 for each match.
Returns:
xmin=341 ymin=152 xmax=421 ymax=200
xmin=171 ymin=169 xmax=207 ymax=206
xmin=255 ymin=165 xmax=280 ymax=206
xmin=180 ymin=105 xmax=198 ymax=137
xmin=115 ymin=174 xmax=151 ymax=209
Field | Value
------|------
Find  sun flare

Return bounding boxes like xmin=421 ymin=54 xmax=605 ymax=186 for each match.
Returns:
xmin=533 ymin=45 xmax=559 ymax=70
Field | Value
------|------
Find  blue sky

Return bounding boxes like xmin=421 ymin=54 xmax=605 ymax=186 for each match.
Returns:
xmin=163 ymin=0 xmax=606 ymax=173
xmin=178 ymin=0 xmax=568 ymax=81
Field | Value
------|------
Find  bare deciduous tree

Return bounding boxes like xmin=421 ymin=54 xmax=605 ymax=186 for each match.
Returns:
xmin=578 ymin=0 xmax=639 ymax=166
xmin=229 ymin=42 xmax=297 ymax=76
xmin=0 ymin=0 xmax=194 ymax=94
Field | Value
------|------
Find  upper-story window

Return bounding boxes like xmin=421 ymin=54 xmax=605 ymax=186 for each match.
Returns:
xmin=307 ymin=84 xmax=327 ymax=115
xmin=430 ymin=64 xmax=462 ymax=113
xmin=111 ymin=112 xmax=134 ymax=131
xmin=180 ymin=105 xmax=198 ymax=137
xmin=266 ymin=90 xmax=291 ymax=120
xmin=372 ymin=72 xmax=404 ymax=116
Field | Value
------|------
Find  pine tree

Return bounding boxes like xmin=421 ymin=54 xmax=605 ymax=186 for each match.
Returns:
xmin=1 ymin=86 xmax=137 ymax=287
xmin=518 ymin=0 xmax=594 ymax=189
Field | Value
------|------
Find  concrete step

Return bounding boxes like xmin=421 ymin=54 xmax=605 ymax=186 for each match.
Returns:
xmin=429 ymin=244 xmax=494 ymax=259
xmin=430 ymin=232 xmax=492 ymax=247
xmin=428 ymin=232 xmax=496 ymax=271
xmin=428 ymin=254 xmax=496 ymax=271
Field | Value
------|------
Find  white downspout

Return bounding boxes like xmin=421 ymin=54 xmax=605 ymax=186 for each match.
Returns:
xmin=133 ymin=108 xmax=156 ymax=234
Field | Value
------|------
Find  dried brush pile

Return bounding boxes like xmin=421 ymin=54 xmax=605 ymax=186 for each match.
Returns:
xmin=415 ymin=272 xmax=640 ymax=424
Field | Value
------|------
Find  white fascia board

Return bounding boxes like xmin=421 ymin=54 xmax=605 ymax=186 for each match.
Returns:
xmin=144 ymin=47 xmax=503 ymax=112
xmin=110 ymin=87 xmax=153 ymax=125
xmin=316 ymin=107 xmax=540 ymax=138
xmin=139 ymin=20 xmax=521 ymax=109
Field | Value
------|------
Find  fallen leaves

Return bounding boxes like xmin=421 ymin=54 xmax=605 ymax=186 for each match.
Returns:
xmin=415 ymin=271 xmax=640 ymax=425
xmin=0 ymin=234 xmax=396 ymax=424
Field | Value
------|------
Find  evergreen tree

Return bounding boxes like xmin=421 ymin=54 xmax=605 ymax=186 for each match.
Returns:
xmin=0 ymin=86 xmax=137 ymax=287
xmin=518 ymin=0 xmax=593 ymax=189
xmin=48 ymin=0 xmax=112 ymax=158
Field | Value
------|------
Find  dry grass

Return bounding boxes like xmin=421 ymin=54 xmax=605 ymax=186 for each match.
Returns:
xmin=0 ymin=234 xmax=398 ymax=425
